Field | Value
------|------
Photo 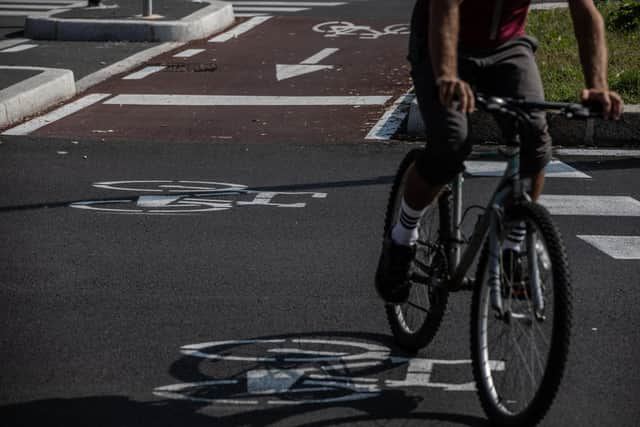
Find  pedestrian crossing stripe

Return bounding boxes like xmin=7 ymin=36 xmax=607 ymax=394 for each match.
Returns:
xmin=0 ymin=0 xmax=80 ymax=17
xmin=539 ymin=195 xmax=640 ymax=216
xmin=465 ymin=160 xmax=590 ymax=178
xmin=229 ymin=1 xmax=346 ymax=16
xmin=577 ymin=235 xmax=640 ymax=260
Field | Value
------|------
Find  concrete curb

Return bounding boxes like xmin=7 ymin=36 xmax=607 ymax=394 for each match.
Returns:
xmin=406 ymin=98 xmax=640 ymax=147
xmin=0 ymin=66 xmax=75 ymax=129
xmin=25 ymin=0 xmax=234 ymax=42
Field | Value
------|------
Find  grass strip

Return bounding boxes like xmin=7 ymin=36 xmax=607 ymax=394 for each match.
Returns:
xmin=527 ymin=2 xmax=640 ymax=104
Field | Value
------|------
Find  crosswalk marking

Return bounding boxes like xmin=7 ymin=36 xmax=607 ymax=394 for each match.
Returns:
xmin=173 ymin=49 xmax=205 ymax=58
xmin=539 ymin=195 xmax=640 ymax=216
xmin=577 ymin=236 xmax=640 ymax=260
xmin=0 ymin=0 xmax=81 ymax=17
xmin=0 ymin=43 xmax=37 ymax=53
xmin=123 ymin=66 xmax=166 ymax=80
xmin=234 ymin=6 xmax=309 ymax=12
xmin=229 ymin=0 xmax=346 ymax=16
xmin=465 ymin=160 xmax=591 ymax=178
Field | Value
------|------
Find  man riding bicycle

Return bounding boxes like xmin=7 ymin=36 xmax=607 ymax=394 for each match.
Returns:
xmin=376 ymin=0 xmax=624 ymax=303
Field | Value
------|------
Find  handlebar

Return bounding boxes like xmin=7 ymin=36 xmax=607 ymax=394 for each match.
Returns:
xmin=475 ymin=94 xmax=601 ymax=120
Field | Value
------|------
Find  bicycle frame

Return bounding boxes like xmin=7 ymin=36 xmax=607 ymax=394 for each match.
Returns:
xmin=446 ymin=146 xmax=542 ymax=315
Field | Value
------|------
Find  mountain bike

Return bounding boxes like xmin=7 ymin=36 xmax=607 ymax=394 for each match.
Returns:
xmin=381 ymin=95 xmax=599 ymax=426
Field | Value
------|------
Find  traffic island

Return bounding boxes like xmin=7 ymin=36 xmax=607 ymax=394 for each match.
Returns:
xmin=0 ymin=66 xmax=75 ymax=129
xmin=24 ymin=0 xmax=235 ymax=42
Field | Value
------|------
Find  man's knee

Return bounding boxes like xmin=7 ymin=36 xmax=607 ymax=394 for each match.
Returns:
xmin=415 ymin=126 xmax=471 ymax=185
xmin=521 ymin=113 xmax=552 ymax=177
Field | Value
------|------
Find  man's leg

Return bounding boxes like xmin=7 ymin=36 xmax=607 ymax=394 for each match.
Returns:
xmin=375 ymin=57 xmax=471 ymax=303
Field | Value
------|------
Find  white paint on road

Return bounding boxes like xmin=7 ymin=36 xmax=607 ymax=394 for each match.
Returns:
xmin=230 ymin=2 xmax=346 ymax=5
xmin=2 ymin=93 xmax=111 ymax=136
xmin=539 ymin=195 xmax=640 ymax=216
xmin=209 ymin=16 xmax=272 ymax=42
xmin=578 ymin=235 xmax=640 ymax=260
xmin=276 ymin=48 xmax=338 ymax=81
xmin=233 ymin=6 xmax=308 ymax=12
xmin=465 ymin=160 xmax=591 ymax=178
xmin=365 ymin=91 xmax=414 ymax=140
xmin=173 ymin=48 xmax=205 ymax=58
xmin=103 ymin=94 xmax=391 ymax=106
xmin=123 ymin=66 xmax=166 ymax=80
xmin=0 ymin=43 xmax=37 ymax=53
xmin=0 ymin=38 xmax=30 ymax=50
xmin=276 ymin=63 xmax=333 ymax=81
xmin=301 ymin=48 xmax=339 ymax=65
xmin=554 ymin=148 xmax=640 ymax=157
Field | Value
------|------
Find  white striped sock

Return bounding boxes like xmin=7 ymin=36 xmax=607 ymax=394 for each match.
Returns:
xmin=503 ymin=221 xmax=526 ymax=252
xmin=391 ymin=199 xmax=427 ymax=246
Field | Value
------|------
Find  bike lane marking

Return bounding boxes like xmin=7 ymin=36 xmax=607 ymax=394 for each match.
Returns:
xmin=25 ymin=16 xmax=411 ymax=143
xmin=68 ymin=180 xmax=328 ymax=215
xmin=154 ymin=338 xmax=506 ymax=406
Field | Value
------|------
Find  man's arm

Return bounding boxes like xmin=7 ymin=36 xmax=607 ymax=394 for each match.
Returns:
xmin=429 ymin=0 xmax=474 ymax=112
xmin=569 ymin=0 xmax=623 ymax=119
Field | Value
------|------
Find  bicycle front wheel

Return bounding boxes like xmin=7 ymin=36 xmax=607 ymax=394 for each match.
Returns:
xmin=471 ymin=201 xmax=572 ymax=426
xmin=383 ymin=149 xmax=451 ymax=351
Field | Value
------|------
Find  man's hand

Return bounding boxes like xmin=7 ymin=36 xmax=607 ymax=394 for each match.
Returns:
xmin=437 ymin=76 xmax=475 ymax=113
xmin=581 ymin=88 xmax=623 ymax=120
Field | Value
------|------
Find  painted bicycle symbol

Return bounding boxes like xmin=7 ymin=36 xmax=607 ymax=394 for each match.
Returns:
xmin=312 ymin=21 xmax=410 ymax=40
xmin=69 ymin=180 xmax=327 ymax=215
xmin=154 ymin=337 xmax=505 ymax=407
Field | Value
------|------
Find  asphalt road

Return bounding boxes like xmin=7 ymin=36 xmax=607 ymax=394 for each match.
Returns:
xmin=1 ymin=1 xmax=639 ymax=426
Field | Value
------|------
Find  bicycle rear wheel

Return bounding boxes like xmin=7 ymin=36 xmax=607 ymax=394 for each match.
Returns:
xmin=471 ymin=202 xmax=572 ymax=426
xmin=383 ymin=149 xmax=451 ymax=351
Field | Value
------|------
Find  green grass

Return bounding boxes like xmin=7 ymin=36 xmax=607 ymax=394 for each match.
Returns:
xmin=527 ymin=3 xmax=640 ymax=104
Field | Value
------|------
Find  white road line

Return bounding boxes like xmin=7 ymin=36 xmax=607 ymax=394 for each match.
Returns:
xmin=0 ymin=43 xmax=37 ymax=53
xmin=365 ymin=91 xmax=414 ymax=140
xmin=123 ymin=66 xmax=166 ymax=80
xmin=302 ymin=48 xmax=339 ymax=64
xmin=233 ymin=6 xmax=308 ymax=12
xmin=539 ymin=195 xmax=640 ymax=216
xmin=103 ymin=94 xmax=391 ymax=106
xmin=76 ymin=42 xmax=185 ymax=93
xmin=578 ymin=236 xmax=640 ymax=260
xmin=234 ymin=12 xmax=268 ymax=16
xmin=0 ymin=4 xmax=65 ymax=9
xmin=554 ymin=148 xmax=640 ymax=157
xmin=0 ymin=38 xmax=30 ymax=50
xmin=465 ymin=160 xmax=591 ymax=178
xmin=230 ymin=2 xmax=346 ymax=6
xmin=2 ymin=93 xmax=111 ymax=136
xmin=209 ymin=16 xmax=272 ymax=42
xmin=173 ymin=48 xmax=205 ymax=58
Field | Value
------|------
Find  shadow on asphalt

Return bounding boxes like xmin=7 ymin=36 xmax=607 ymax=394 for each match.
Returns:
xmin=0 ymin=176 xmax=395 ymax=212
xmin=0 ymin=331 xmax=489 ymax=427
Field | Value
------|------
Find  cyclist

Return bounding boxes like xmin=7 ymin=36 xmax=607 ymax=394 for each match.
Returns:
xmin=376 ymin=0 xmax=623 ymax=303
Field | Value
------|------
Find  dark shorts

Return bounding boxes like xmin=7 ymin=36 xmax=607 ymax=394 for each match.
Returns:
xmin=410 ymin=36 xmax=552 ymax=185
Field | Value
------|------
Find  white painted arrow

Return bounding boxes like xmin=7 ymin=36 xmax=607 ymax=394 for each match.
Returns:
xmin=276 ymin=48 xmax=339 ymax=81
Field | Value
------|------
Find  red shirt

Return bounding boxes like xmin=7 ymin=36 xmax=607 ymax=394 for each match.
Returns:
xmin=459 ymin=0 xmax=531 ymax=48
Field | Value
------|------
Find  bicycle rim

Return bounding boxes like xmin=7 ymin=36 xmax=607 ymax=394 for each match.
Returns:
xmin=471 ymin=202 xmax=572 ymax=426
xmin=384 ymin=149 xmax=450 ymax=351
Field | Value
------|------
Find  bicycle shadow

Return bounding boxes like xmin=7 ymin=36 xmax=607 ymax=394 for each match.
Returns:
xmin=0 ymin=331 xmax=488 ymax=427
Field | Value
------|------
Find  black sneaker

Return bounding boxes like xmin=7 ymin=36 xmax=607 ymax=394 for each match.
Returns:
xmin=502 ymin=249 xmax=528 ymax=298
xmin=375 ymin=239 xmax=416 ymax=303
